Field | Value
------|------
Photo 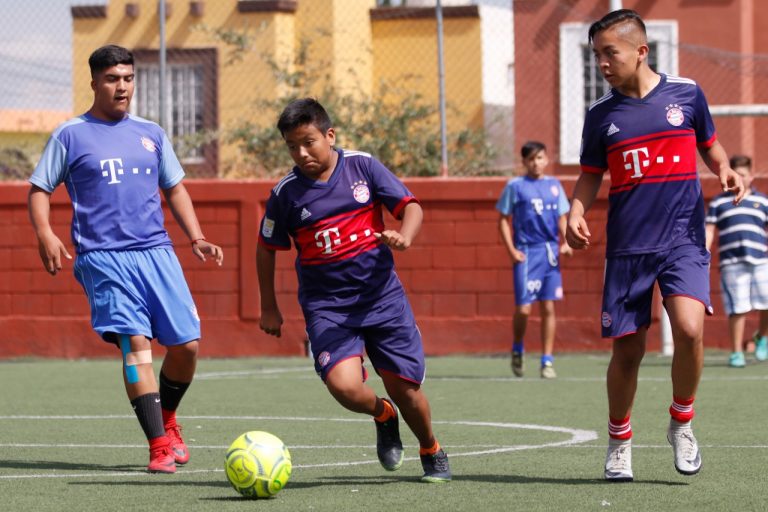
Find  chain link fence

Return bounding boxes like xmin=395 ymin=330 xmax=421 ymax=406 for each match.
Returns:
xmin=1 ymin=0 xmax=766 ymax=179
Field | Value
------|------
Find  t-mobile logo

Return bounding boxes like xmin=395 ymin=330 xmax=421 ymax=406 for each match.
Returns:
xmin=100 ymin=158 xmax=153 ymax=185
xmin=531 ymin=198 xmax=544 ymax=215
xmin=315 ymin=227 xmax=341 ymax=255
xmin=621 ymin=147 xmax=681 ymax=179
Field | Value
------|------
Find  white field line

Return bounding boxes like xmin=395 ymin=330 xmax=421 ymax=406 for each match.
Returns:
xmin=0 ymin=417 xmax=596 ymax=480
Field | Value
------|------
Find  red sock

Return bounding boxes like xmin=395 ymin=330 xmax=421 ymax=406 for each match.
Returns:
xmin=419 ymin=439 xmax=440 ymax=456
xmin=149 ymin=435 xmax=170 ymax=451
xmin=374 ymin=398 xmax=395 ymax=423
xmin=669 ymin=396 xmax=695 ymax=423
xmin=608 ymin=415 xmax=632 ymax=440
xmin=161 ymin=408 xmax=176 ymax=428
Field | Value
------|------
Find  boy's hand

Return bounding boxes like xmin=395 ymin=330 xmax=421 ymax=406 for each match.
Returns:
xmin=566 ymin=213 xmax=591 ymax=250
xmin=36 ymin=232 xmax=72 ymax=275
xmin=559 ymin=242 xmax=573 ymax=257
xmin=720 ymin=167 xmax=746 ymax=205
xmin=374 ymin=230 xmax=411 ymax=251
xmin=259 ymin=308 xmax=283 ymax=338
xmin=192 ymin=239 xmax=224 ymax=266
xmin=509 ymin=248 xmax=526 ymax=263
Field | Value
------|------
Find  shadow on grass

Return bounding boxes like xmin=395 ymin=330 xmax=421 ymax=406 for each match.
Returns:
xmin=0 ymin=459 xmax=138 ymax=472
xmin=453 ymin=473 xmax=688 ymax=486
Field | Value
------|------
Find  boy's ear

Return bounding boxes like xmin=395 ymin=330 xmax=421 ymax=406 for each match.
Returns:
xmin=326 ymin=127 xmax=336 ymax=145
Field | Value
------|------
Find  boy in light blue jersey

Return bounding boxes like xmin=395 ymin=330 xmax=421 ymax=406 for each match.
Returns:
xmin=28 ymin=45 xmax=223 ymax=474
xmin=706 ymin=154 xmax=768 ymax=367
xmin=496 ymin=141 xmax=571 ymax=379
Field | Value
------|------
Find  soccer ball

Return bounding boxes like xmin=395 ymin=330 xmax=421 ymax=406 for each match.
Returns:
xmin=224 ymin=431 xmax=292 ymax=499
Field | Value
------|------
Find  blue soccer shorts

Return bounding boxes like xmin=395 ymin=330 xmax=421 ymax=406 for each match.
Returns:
xmin=513 ymin=242 xmax=564 ymax=305
xmin=306 ymin=298 xmax=426 ymax=384
xmin=74 ymin=247 xmax=201 ymax=346
xmin=601 ymin=243 xmax=713 ymax=338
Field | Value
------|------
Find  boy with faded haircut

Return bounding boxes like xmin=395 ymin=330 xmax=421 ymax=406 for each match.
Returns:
xmin=496 ymin=141 xmax=571 ymax=379
xmin=566 ymin=10 xmax=744 ymax=481
xmin=706 ymin=154 xmax=768 ymax=367
xmin=256 ymin=97 xmax=451 ymax=482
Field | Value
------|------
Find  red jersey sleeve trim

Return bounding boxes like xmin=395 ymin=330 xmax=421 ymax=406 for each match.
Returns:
xmin=697 ymin=133 xmax=717 ymax=149
xmin=392 ymin=196 xmax=419 ymax=219
xmin=581 ymin=165 xmax=606 ymax=175
xmin=258 ymin=236 xmax=291 ymax=252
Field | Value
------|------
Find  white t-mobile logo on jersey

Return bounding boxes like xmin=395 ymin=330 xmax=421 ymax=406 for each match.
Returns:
xmin=531 ymin=198 xmax=544 ymax=215
xmin=315 ymin=227 xmax=341 ymax=254
xmin=100 ymin=158 xmax=153 ymax=185
xmin=622 ymin=147 xmax=650 ymax=178
xmin=622 ymin=147 xmax=682 ymax=179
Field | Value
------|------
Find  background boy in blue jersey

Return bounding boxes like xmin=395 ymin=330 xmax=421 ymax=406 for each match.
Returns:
xmin=565 ymin=10 xmax=744 ymax=482
xmin=28 ymin=45 xmax=223 ymax=474
xmin=496 ymin=141 xmax=571 ymax=379
xmin=706 ymin=154 xmax=768 ymax=367
xmin=256 ymin=98 xmax=451 ymax=482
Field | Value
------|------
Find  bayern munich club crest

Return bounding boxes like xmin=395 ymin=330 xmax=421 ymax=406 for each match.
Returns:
xmin=351 ymin=181 xmax=370 ymax=204
xmin=665 ymin=104 xmax=684 ymax=127
xmin=318 ymin=351 xmax=331 ymax=368
xmin=141 ymin=136 xmax=156 ymax=152
xmin=550 ymin=185 xmax=559 ymax=197
xmin=601 ymin=311 xmax=612 ymax=328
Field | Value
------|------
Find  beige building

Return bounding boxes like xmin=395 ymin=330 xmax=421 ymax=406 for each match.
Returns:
xmin=71 ymin=0 xmax=508 ymax=176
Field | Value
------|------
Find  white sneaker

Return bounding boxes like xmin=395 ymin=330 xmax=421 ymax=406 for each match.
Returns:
xmin=667 ymin=419 xmax=702 ymax=475
xmin=604 ymin=438 xmax=633 ymax=482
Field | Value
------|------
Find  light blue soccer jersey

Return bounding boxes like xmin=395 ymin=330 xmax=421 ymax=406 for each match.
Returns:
xmin=495 ymin=176 xmax=570 ymax=246
xmin=30 ymin=113 xmax=184 ymax=253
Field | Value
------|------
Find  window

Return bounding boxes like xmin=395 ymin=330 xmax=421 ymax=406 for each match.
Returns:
xmin=559 ymin=22 xmax=677 ymax=165
xmin=131 ymin=49 xmax=218 ymax=176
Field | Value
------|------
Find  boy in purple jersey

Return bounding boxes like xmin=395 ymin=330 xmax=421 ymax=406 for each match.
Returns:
xmin=565 ymin=10 xmax=744 ymax=482
xmin=28 ymin=45 xmax=223 ymax=474
xmin=256 ymin=98 xmax=450 ymax=482
xmin=496 ymin=141 xmax=572 ymax=379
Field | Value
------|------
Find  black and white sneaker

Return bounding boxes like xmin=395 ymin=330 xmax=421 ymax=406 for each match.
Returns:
xmin=374 ymin=398 xmax=403 ymax=471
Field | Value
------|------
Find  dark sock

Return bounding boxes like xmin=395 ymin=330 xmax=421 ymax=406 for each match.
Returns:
xmin=159 ymin=372 xmax=191 ymax=413
xmin=131 ymin=392 xmax=165 ymax=441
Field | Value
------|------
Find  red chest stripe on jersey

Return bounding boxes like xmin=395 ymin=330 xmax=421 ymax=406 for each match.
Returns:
xmin=606 ymin=132 xmax=698 ymax=194
xmin=294 ymin=202 xmax=385 ymax=265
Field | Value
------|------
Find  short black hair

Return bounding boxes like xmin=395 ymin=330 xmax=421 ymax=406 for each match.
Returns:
xmin=730 ymin=154 xmax=752 ymax=170
xmin=521 ymin=140 xmax=546 ymax=160
xmin=88 ymin=45 xmax=134 ymax=77
xmin=276 ymin=98 xmax=332 ymax=137
xmin=588 ymin=9 xmax=646 ymax=45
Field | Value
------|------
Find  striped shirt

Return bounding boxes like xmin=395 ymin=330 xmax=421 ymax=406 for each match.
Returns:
xmin=706 ymin=190 xmax=768 ymax=266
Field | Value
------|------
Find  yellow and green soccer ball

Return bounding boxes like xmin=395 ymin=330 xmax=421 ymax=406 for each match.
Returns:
xmin=224 ymin=431 xmax=292 ymax=499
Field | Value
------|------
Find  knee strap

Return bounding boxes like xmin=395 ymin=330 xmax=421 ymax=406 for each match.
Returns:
xmin=119 ymin=335 xmax=152 ymax=384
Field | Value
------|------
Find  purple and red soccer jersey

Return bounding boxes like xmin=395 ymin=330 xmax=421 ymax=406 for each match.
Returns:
xmin=580 ymin=74 xmax=716 ymax=257
xmin=258 ymin=149 xmax=418 ymax=323
xmin=580 ymin=74 xmax=716 ymax=337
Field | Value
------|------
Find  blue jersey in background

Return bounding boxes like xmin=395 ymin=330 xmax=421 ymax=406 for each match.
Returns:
xmin=495 ymin=175 xmax=569 ymax=246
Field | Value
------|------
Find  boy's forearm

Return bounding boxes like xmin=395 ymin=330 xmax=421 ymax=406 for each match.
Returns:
xmin=28 ymin=186 xmax=54 ymax=238
xmin=571 ymin=172 xmax=602 ymax=216
xmin=498 ymin=215 xmax=516 ymax=253
xmin=699 ymin=141 xmax=730 ymax=177
xmin=399 ymin=202 xmax=423 ymax=242
xmin=256 ymin=245 xmax=279 ymax=309
xmin=163 ymin=183 xmax=205 ymax=242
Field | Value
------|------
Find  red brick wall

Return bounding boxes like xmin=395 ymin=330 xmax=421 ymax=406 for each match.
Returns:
xmin=0 ymin=177 xmax=745 ymax=359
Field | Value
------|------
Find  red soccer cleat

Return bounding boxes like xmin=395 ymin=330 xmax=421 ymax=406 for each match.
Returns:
xmin=147 ymin=441 xmax=176 ymax=474
xmin=165 ymin=419 xmax=190 ymax=465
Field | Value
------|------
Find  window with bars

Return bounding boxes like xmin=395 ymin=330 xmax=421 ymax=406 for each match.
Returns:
xmin=131 ymin=49 xmax=218 ymax=176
